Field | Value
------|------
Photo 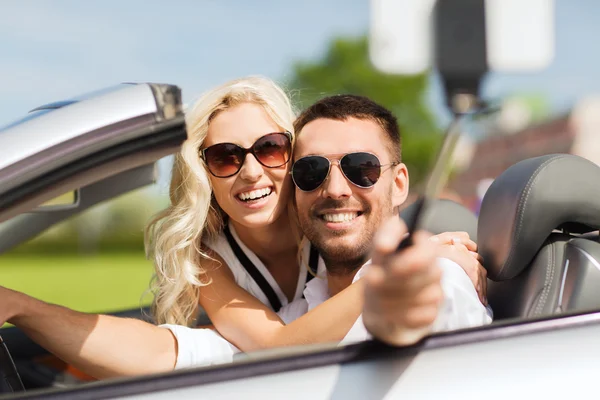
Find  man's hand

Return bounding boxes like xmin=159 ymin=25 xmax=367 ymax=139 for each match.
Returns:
xmin=430 ymin=232 xmax=487 ymax=305
xmin=363 ymin=217 xmax=443 ymax=346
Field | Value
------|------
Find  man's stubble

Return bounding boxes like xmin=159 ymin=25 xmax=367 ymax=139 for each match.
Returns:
xmin=298 ymin=186 xmax=395 ymax=277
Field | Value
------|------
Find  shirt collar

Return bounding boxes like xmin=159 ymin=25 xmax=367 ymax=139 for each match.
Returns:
xmin=303 ymin=257 xmax=371 ymax=311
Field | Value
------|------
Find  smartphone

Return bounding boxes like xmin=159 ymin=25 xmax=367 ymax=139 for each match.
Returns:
xmin=369 ymin=0 xmax=555 ymax=75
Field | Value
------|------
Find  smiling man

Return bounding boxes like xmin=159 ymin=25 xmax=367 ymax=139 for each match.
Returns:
xmin=288 ymin=94 xmax=492 ymax=344
xmin=292 ymin=108 xmax=404 ymax=294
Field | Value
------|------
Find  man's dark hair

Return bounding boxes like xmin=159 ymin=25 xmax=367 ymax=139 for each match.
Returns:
xmin=293 ymin=94 xmax=401 ymax=162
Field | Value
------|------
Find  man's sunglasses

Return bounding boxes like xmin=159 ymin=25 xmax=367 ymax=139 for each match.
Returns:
xmin=291 ymin=152 xmax=400 ymax=192
xmin=200 ymin=132 xmax=292 ymax=178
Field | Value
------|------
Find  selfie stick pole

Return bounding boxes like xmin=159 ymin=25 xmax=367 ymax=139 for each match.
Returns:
xmin=398 ymin=0 xmax=488 ymax=250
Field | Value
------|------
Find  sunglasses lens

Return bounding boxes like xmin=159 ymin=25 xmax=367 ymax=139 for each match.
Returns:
xmin=340 ymin=152 xmax=381 ymax=188
xmin=203 ymin=144 xmax=245 ymax=177
xmin=254 ymin=133 xmax=292 ymax=168
xmin=292 ymin=156 xmax=330 ymax=191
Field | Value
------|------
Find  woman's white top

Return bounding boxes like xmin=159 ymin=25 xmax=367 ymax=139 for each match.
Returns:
xmin=201 ymin=221 xmax=317 ymax=320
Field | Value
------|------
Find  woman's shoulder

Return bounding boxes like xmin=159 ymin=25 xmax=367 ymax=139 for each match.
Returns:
xmin=202 ymin=229 xmax=232 ymax=262
xmin=201 ymin=229 xmax=248 ymax=282
xmin=200 ymin=245 xmax=225 ymax=271
xmin=202 ymin=228 xmax=227 ymax=249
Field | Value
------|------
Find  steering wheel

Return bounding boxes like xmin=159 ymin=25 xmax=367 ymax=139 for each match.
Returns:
xmin=0 ymin=334 xmax=25 ymax=393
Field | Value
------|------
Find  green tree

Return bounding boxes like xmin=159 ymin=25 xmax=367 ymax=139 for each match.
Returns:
xmin=287 ymin=36 xmax=441 ymax=184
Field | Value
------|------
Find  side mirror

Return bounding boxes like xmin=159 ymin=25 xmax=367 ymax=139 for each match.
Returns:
xmin=33 ymin=190 xmax=80 ymax=212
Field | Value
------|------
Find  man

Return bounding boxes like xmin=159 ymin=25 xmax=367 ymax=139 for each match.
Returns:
xmin=287 ymin=94 xmax=491 ymax=345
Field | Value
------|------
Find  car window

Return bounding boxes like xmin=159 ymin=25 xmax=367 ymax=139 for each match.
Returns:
xmin=0 ymin=185 xmax=168 ymax=321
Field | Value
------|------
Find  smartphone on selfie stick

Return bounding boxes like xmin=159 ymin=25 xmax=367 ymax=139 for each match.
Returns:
xmin=369 ymin=0 xmax=555 ymax=250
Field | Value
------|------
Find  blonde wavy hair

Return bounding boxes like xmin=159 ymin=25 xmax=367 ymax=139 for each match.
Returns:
xmin=145 ymin=76 xmax=297 ymax=326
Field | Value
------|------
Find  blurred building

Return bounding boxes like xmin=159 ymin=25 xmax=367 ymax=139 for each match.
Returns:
xmin=448 ymin=96 xmax=600 ymax=212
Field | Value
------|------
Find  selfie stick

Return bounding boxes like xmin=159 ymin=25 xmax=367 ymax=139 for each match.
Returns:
xmin=398 ymin=0 xmax=488 ymax=250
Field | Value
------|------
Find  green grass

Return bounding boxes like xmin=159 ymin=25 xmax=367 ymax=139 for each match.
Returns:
xmin=0 ymin=253 xmax=155 ymax=314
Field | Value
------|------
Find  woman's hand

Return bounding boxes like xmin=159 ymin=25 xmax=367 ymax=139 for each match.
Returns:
xmin=0 ymin=285 xmax=177 ymax=379
xmin=430 ymin=232 xmax=487 ymax=305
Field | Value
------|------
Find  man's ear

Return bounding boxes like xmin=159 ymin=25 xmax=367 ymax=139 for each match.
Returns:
xmin=391 ymin=163 xmax=409 ymax=208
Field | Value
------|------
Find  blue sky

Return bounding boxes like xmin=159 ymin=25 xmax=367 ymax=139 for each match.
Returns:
xmin=1 ymin=0 xmax=600 ymax=128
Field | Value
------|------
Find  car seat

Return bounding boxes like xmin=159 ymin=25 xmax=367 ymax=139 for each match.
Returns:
xmin=400 ymin=198 xmax=478 ymax=241
xmin=478 ymin=154 xmax=600 ymax=320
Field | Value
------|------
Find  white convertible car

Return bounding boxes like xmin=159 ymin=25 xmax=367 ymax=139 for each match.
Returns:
xmin=1 ymin=83 xmax=600 ymax=399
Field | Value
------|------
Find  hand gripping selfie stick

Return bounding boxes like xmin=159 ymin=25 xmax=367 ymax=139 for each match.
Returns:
xmin=397 ymin=0 xmax=490 ymax=250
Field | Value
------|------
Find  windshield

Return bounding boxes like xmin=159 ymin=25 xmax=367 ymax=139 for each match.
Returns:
xmin=0 ymin=84 xmax=138 ymax=133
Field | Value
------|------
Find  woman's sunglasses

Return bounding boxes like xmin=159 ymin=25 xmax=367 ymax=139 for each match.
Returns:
xmin=291 ymin=152 xmax=399 ymax=192
xmin=200 ymin=132 xmax=292 ymax=178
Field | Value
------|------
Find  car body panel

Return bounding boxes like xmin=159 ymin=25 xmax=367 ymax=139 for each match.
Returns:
xmin=12 ymin=312 xmax=599 ymax=399
xmin=124 ymin=315 xmax=600 ymax=400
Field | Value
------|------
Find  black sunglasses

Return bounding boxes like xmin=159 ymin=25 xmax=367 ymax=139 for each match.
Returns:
xmin=291 ymin=152 xmax=399 ymax=192
xmin=200 ymin=132 xmax=292 ymax=178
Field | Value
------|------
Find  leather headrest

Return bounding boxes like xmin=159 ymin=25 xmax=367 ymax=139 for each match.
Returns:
xmin=401 ymin=198 xmax=478 ymax=241
xmin=479 ymin=154 xmax=600 ymax=281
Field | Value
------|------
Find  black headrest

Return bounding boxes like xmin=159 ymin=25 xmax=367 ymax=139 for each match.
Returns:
xmin=479 ymin=154 xmax=600 ymax=281
xmin=401 ymin=199 xmax=478 ymax=241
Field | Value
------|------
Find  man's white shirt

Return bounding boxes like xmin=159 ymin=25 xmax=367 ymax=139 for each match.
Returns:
xmin=162 ymin=257 xmax=492 ymax=369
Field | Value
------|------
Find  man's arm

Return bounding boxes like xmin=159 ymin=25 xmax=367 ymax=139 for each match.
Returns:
xmin=362 ymin=218 xmax=444 ymax=346
xmin=2 ymin=286 xmax=178 ymax=379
